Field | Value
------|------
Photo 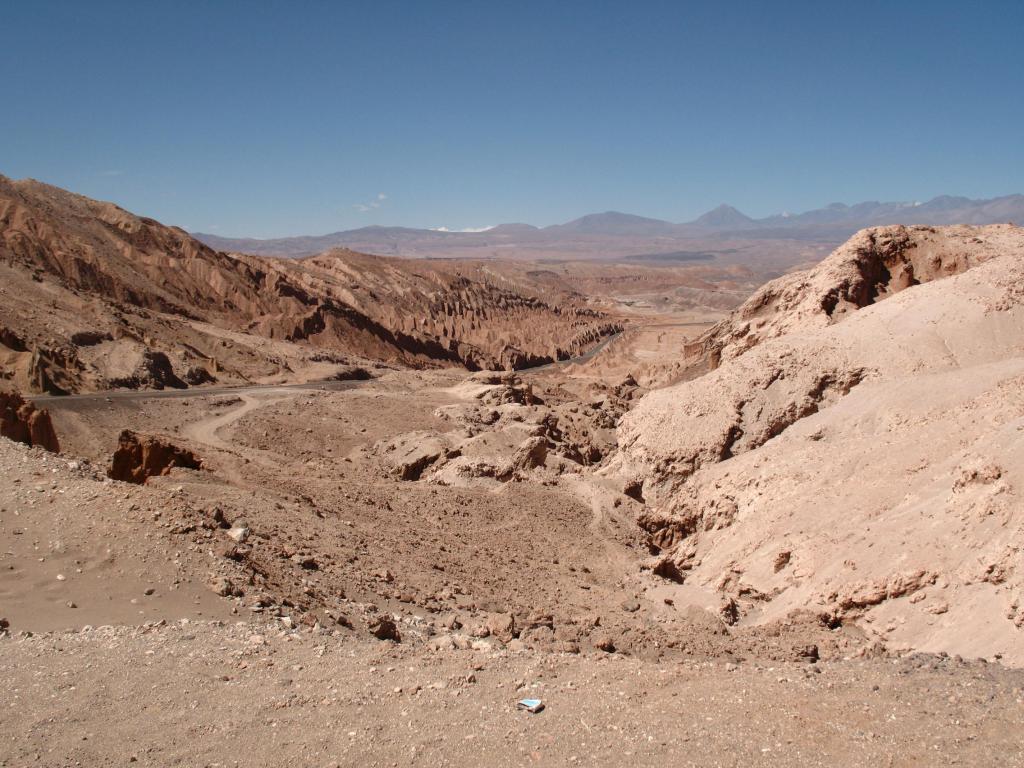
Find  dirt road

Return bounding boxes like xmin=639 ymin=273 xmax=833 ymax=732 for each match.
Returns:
xmin=25 ymin=378 xmax=366 ymax=406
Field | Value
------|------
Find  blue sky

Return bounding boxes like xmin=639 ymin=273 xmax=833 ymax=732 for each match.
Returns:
xmin=3 ymin=1 xmax=1022 ymax=237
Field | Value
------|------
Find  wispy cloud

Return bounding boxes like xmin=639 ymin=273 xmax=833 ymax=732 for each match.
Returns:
xmin=99 ymin=169 xmax=124 ymax=177
xmin=352 ymin=192 xmax=389 ymax=213
xmin=430 ymin=225 xmax=494 ymax=233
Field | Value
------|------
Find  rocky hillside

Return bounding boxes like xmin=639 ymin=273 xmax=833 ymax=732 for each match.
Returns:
xmin=688 ymin=225 xmax=1014 ymax=368
xmin=248 ymin=249 xmax=621 ymax=370
xmin=0 ymin=176 xmax=619 ymax=393
xmin=611 ymin=224 xmax=1024 ymax=663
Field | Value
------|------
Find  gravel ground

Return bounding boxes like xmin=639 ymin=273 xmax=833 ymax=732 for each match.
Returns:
xmin=4 ymin=620 xmax=1024 ymax=768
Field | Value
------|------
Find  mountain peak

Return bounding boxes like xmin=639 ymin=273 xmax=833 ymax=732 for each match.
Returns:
xmin=548 ymin=211 xmax=677 ymax=235
xmin=691 ymin=204 xmax=754 ymax=229
xmin=487 ymin=222 xmax=539 ymax=234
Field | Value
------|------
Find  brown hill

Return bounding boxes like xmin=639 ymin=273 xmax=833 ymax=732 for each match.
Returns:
xmin=0 ymin=176 xmax=620 ymax=393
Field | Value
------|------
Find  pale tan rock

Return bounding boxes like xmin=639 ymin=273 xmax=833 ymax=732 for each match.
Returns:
xmin=613 ymin=224 xmax=1024 ymax=663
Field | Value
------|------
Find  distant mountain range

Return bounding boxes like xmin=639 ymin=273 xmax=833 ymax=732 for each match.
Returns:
xmin=194 ymin=194 xmax=1024 ymax=259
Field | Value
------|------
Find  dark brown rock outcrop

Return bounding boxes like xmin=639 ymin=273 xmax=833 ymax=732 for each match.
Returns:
xmin=108 ymin=430 xmax=202 ymax=484
xmin=0 ymin=392 xmax=59 ymax=452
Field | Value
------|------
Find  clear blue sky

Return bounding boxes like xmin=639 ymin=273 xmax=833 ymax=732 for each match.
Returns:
xmin=3 ymin=1 xmax=1022 ymax=237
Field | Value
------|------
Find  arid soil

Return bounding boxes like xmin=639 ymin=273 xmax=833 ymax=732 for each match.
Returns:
xmin=531 ymin=316 xmax=718 ymax=388
xmin=6 ymin=622 xmax=1024 ymax=768
xmin=2 ymin=184 xmax=1024 ymax=767
xmin=19 ymin=370 xmax=858 ymax=661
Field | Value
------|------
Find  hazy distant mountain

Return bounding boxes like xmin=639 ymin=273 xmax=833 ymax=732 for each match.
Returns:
xmin=487 ymin=223 xmax=539 ymax=234
xmin=920 ymin=195 xmax=973 ymax=212
xmin=542 ymin=211 xmax=678 ymax=236
xmin=690 ymin=204 xmax=755 ymax=229
xmin=193 ymin=194 xmax=1024 ymax=258
xmin=742 ymin=194 xmax=1024 ymax=240
xmin=195 ymin=225 xmax=460 ymax=259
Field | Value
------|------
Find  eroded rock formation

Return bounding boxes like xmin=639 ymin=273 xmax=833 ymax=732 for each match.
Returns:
xmin=0 ymin=391 xmax=59 ymax=452
xmin=685 ymin=225 xmax=1007 ymax=372
xmin=108 ymin=430 xmax=202 ymax=484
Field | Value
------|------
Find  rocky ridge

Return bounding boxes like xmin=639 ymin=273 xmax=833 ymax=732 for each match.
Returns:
xmin=0 ymin=176 xmax=620 ymax=393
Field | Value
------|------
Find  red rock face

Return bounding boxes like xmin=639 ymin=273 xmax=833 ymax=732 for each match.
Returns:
xmin=0 ymin=392 xmax=59 ymax=452
xmin=108 ymin=430 xmax=202 ymax=484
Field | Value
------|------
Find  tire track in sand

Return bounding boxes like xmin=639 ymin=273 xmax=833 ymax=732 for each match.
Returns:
xmin=181 ymin=394 xmax=291 ymax=470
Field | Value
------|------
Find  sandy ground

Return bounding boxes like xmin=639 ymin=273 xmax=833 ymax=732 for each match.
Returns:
xmin=5 ymin=621 xmax=1024 ymax=768
xmin=16 ymin=369 xmax=847 ymax=659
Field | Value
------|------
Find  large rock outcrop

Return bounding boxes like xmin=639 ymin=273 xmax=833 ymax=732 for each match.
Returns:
xmin=685 ymin=224 xmax=1011 ymax=371
xmin=108 ymin=430 xmax=202 ymax=484
xmin=0 ymin=391 xmax=59 ymax=452
xmin=612 ymin=224 xmax=1024 ymax=664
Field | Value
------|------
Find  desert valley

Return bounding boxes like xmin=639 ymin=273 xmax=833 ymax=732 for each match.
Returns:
xmin=3 ymin=3 xmax=1024 ymax=764
xmin=2 ymin=173 xmax=1024 ymax=766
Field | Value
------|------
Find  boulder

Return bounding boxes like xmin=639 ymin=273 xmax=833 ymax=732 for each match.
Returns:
xmin=485 ymin=612 xmax=517 ymax=643
xmin=368 ymin=615 xmax=401 ymax=642
xmin=497 ymin=437 xmax=547 ymax=480
xmin=375 ymin=431 xmax=453 ymax=481
xmin=183 ymin=365 xmax=216 ymax=386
